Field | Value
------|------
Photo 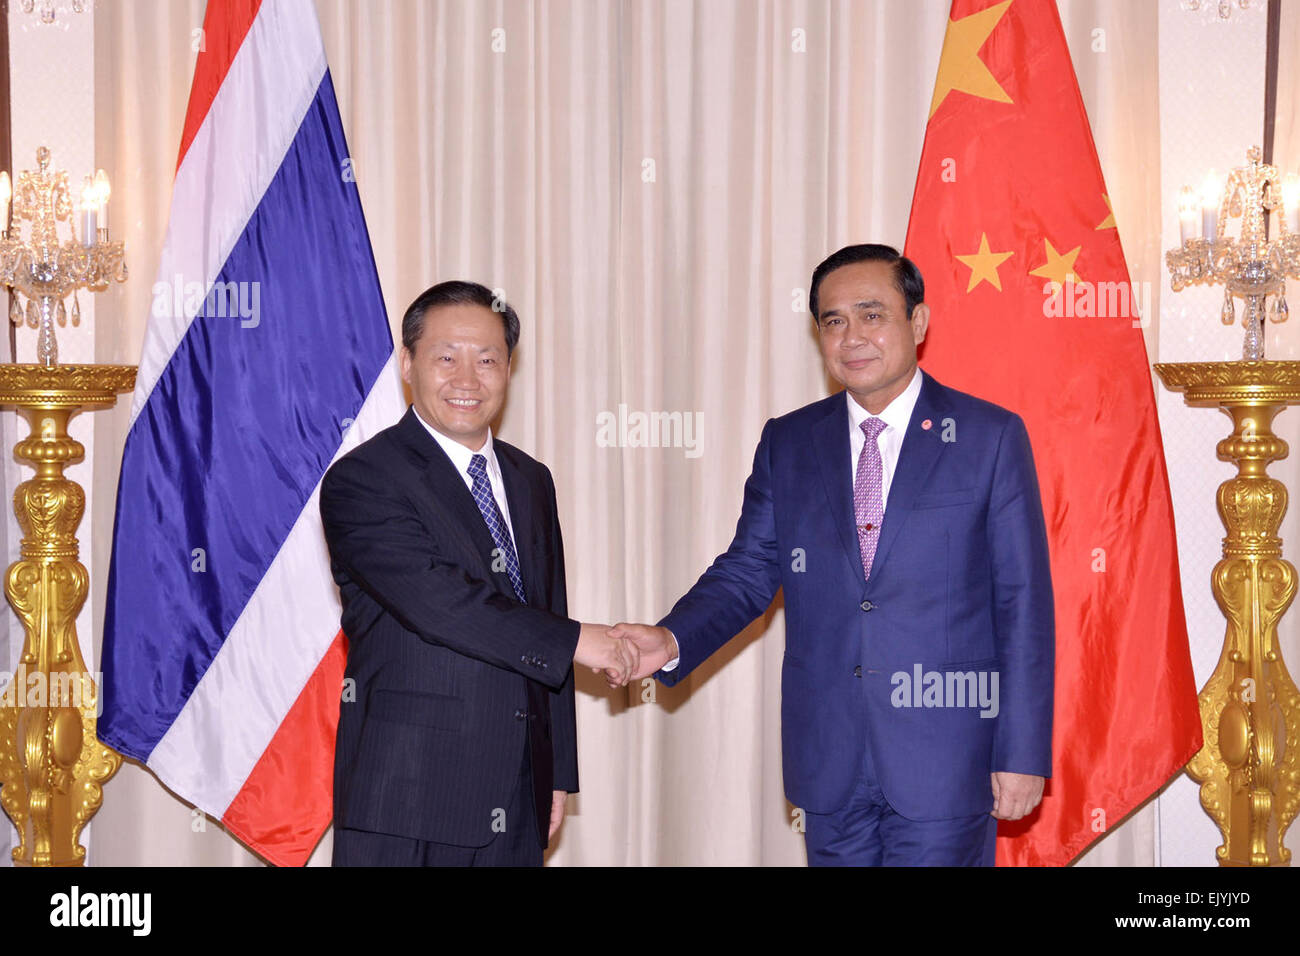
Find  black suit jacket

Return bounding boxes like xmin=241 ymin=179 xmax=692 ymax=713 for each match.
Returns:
xmin=319 ymin=407 xmax=580 ymax=849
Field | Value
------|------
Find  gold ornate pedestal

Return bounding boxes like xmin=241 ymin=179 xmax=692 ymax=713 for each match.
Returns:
xmin=0 ymin=363 xmax=135 ymax=866
xmin=1155 ymin=360 xmax=1300 ymax=866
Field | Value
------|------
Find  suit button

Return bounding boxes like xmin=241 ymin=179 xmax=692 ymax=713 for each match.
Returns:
xmin=514 ymin=710 xmax=527 ymax=720
xmin=860 ymin=600 xmax=874 ymax=611
xmin=854 ymin=665 xmax=862 ymax=678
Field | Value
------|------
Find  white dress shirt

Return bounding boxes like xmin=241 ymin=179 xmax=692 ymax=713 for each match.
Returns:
xmin=661 ymin=366 xmax=924 ymax=672
xmin=847 ymin=364 xmax=924 ymax=511
xmin=412 ymin=406 xmax=518 ymax=549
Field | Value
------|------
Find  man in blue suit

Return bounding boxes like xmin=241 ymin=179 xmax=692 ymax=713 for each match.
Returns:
xmin=614 ymin=244 xmax=1054 ymax=865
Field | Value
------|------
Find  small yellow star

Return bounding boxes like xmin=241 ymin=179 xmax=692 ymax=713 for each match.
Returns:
xmin=954 ymin=233 xmax=1015 ymax=292
xmin=928 ymin=0 xmax=1015 ymax=119
xmin=1095 ymin=194 xmax=1116 ymax=230
xmin=1028 ymin=238 xmax=1084 ymax=289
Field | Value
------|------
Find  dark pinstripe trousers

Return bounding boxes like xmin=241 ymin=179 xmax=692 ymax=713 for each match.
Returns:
xmin=332 ymin=745 xmax=543 ymax=867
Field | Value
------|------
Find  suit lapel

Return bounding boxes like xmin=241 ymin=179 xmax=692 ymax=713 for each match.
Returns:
xmin=811 ymin=396 xmax=863 ymax=580
xmin=869 ymin=371 xmax=951 ymax=576
xmin=392 ymin=408 xmax=505 ymax=588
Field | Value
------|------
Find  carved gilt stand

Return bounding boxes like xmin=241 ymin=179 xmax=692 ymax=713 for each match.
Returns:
xmin=1155 ymin=359 xmax=1300 ymax=866
xmin=0 ymin=363 xmax=135 ymax=865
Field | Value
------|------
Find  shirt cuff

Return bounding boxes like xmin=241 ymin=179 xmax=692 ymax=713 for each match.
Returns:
xmin=659 ymin=630 xmax=680 ymax=671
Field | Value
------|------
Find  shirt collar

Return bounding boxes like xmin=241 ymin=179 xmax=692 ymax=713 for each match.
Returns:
xmin=846 ymin=365 xmax=924 ymax=436
xmin=411 ymin=405 xmax=495 ymax=475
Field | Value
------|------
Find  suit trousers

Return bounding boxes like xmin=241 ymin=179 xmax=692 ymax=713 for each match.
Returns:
xmin=804 ymin=736 xmax=998 ymax=867
xmin=332 ymin=743 xmax=543 ymax=867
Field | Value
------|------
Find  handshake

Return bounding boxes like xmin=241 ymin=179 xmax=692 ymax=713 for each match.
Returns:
xmin=573 ymin=622 xmax=680 ymax=687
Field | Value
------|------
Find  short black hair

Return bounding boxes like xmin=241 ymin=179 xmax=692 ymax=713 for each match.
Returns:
xmin=809 ymin=244 xmax=925 ymax=322
xmin=401 ymin=280 xmax=521 ymax=357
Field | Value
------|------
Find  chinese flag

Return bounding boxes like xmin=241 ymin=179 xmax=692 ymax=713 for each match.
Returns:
xmin=904 ymin=0 xmax=1202 ymax=865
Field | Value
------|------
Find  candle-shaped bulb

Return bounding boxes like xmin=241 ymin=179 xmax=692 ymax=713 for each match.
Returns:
xmin=1283 ymin=173 xmax=1300 ymax=235
xmin=1178 ymin=185 xmax=1199 ymax=243
xmin=0 ymin=171 xmax=10 ymax=236
xmin=93 ymin=168 xmax=110 ymax=234
xmin=1200 ymin=170 xmax=1222 ymax=208
xmin=1200 ymin=169 xmax=1221 ymax=240
xmin=80 ymin=176 xmax=97 ymax=247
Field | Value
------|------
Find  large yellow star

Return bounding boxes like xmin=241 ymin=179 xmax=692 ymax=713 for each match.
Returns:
xmin=955 ymin=233 xmax=1014 ymax=292
xmin=1028 ymin=238 xmax=1084 ymax=289
xmin=928 ymin=0 xmax=1015 ymax=119
xmin=1095 ymin=194 xmax=1116 ymax=230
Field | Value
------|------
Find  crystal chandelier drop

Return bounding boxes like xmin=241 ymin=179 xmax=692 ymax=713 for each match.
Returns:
xmin=1182 ymin=0 xmax=1254 ymax=19
xmin=18 ymin=0 xmax=85 ymax=26
xmin=0 ymin=147 xmax=127 ymax=366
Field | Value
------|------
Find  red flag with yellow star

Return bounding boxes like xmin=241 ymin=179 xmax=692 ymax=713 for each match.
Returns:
xmin=904 ymin=0 xmax=1201 ymax=866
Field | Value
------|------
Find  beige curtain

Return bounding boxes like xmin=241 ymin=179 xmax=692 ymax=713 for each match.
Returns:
xmin=85 ymin=0 xmax=1161 ymax=866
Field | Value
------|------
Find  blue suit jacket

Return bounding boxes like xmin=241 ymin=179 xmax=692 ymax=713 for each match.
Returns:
xmin=658 ymin=370 xmax=1054 ymax=820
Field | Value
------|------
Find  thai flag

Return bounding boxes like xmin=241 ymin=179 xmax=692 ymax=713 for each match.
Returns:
xmin=100 ymin=0 xmax=403 ymax=866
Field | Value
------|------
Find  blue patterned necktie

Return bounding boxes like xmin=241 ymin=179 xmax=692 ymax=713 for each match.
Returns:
xmin=467 ymin=453 xmax=526 ymax=603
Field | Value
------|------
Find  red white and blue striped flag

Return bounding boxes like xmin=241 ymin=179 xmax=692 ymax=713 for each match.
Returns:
xmin=101 ymin=0 xmax=403 ymax=866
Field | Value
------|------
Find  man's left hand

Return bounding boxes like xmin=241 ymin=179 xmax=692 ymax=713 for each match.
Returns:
xmin=549 ymin=790 xmax=567 ymax=840
xmin=990 ymin=772 xmax=1044 ymax=821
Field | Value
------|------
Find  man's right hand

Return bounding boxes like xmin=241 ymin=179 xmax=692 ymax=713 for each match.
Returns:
xmin=608 ymin=623 xmax=678 ymax=681
xmin=574 ymin=623 xmax=638 ymax=687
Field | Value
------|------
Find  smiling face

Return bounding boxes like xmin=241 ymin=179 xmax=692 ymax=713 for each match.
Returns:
xmin=815 ymin=259 xmax=929 ymax=414
xmin=400 ymin=302 xmax=511 ymax=450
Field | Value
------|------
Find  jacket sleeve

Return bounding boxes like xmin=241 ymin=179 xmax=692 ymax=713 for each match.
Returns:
xmin=656 ymin=420 xmax=783 ymax=685
xmin=986 ymin=413 xmax=1055 ymax=777
xmin=543 ymin=467 xmax=580 ymax=793
xmin=320 ymin=452 xmax=580 ymax=690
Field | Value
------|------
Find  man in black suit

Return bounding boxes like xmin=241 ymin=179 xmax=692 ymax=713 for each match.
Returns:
xmin=320 ymin=280 xmax=634 ymax=866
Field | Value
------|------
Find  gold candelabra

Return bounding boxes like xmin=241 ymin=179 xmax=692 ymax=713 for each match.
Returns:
xmin=0 ymin=147 xmax=126 ymax=367
xmin=0 ymin=148 xmax=132 ymax=865
xmin=1159 ymin=145 xmax=1300 ymax=865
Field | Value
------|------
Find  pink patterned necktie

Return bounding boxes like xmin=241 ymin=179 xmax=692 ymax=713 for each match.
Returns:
xmin=854 ymin=417 xmax=888 ymax=581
